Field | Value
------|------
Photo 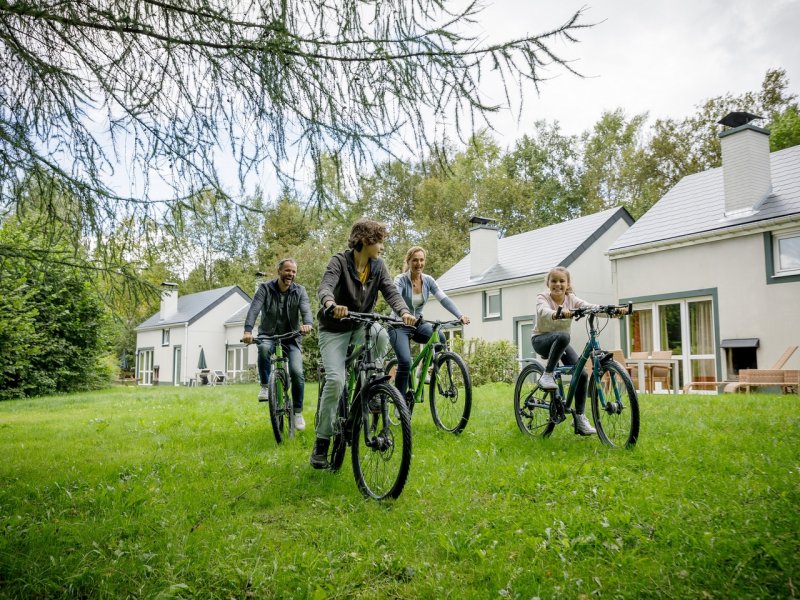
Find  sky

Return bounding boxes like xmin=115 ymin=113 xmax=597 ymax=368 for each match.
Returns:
xmin=470 ymin=0 xmax=800 ymax=140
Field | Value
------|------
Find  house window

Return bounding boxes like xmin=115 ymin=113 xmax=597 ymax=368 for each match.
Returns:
xmin=627 ymin=296 xmax=717 ymax=390
xmin=227 ymin=346 xmax=248 ymax=383
xmin=137 ymin=349 xmax=154 ymax=385
xmin=773 ymin=229 xmax=800 ymax=277
xmin=161 ymin=329 xmax=170 ymax=346
xmin=483 ymin=289 xmax=502 ymax=321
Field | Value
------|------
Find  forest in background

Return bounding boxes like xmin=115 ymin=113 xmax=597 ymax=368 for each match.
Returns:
xmin=2 ymin=69 xmax=799 ymax=399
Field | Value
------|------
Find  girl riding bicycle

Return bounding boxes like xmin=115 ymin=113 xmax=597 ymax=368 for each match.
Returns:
xmin=389 ymin=246 xmax=470 ymax=400
xmin=532 ymin=266 xmax=625 ymax=436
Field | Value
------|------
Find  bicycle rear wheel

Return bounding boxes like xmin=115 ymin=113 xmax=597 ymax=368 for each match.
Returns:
xmin=429 ymin=351 xmax=471 ymax=434
xmin=352 ymin=383 xmax=411 ymax=500
xmin=268 ymin=370 xmax=285 ymax=444
xmin=590 ymin=360 xmax=640 ymax=448
xmin=514 ymin=362 xmax=556 ymax=438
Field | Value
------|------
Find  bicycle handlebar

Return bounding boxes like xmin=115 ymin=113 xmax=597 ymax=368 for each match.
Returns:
xmin=342 ymin=311 xmax=406 ymax=327
xmin=241 ymin=330 xmax=304 ymax=344
xmin=555 ymin=303 xmax=632 ymax=321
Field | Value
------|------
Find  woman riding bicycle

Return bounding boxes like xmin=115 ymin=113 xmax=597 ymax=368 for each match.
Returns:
xmin=311 ymin=219 xmax=416 ymax=469
xmin=388 ymin=246 xmax=470 ymax=400
xmin=532 ymin=266 xmax=622 ymax=436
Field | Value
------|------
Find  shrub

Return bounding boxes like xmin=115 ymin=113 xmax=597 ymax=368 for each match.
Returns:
xmin=452 ymin=337 xmax=518 ymax=386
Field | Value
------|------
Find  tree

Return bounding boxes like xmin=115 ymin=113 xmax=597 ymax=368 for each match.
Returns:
xmin=0 ymin=223 xmax=111 ymax=399
xmin=644 ymin=69 xmax=798 ymax=206
xmin=1 ymin=0 xmax=593 ymax=283
xmin=769 ymin=105 xmax=800 ymax=151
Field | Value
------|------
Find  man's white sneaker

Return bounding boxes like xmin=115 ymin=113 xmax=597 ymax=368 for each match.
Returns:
xmin=258 ymin=385 xmax=269 ymax=401
xmin=538 ymin=372 xmax=558 ymax=390
xmin=574 ymin=413 xmax=596 ymax=436
xmin=294 ymin=413 xmax=306 ymax=431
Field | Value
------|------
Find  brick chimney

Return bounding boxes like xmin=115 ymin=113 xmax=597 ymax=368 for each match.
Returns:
xmin=160 ymin=282 xmax=178 ymax=321
xmin=718 ymin=112 xmax=772 ymax=217
xmin=469 ymin=216 xmax=499 ymax=278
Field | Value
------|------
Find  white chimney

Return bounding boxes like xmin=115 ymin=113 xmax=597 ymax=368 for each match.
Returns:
xmin=160 ymin=282 xmax=179 ymax=320
xmin=469 ymin=216 xmax=499 ymax=278
xmin=718 ymin=112 xmax=772 ymax=217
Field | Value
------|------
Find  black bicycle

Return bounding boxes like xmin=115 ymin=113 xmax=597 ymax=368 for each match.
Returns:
xmin=384 ymin=318 xmax=472 ymax=433
xmin=315 ymin=311 xmax=412 ymax=500
xmin=244 ymin=331 xmax=302 ymax=444
xmin=514 ymin=304 xmax=640 ymax=448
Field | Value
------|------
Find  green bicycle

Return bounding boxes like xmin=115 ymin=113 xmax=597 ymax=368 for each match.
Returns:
xmin=246 ymin=331 xmax=302 ymax=444
xmin=514 ymin=304 xmax=640 ymax=448
xmin=315 ymin=311 xmax=412 ymax=500
xmin=384 ymin=318 xmax=472 ymax=434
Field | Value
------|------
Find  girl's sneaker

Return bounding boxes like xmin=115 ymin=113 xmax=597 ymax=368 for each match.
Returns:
xmin=539 ymin=372 xmax=558 ymax=390
xmin=574 ymin=413 xmax=597 ymax=435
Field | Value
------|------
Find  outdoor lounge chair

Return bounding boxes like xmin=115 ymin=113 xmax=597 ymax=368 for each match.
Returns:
xmin=209 ymin=370 xmax=226 ymax=386
xmin=683 ymin=345 xmax=799 ymax=393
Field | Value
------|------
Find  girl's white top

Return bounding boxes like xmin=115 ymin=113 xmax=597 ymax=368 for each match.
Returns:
xmin=533 ymin=291 xmax=597 ymax=335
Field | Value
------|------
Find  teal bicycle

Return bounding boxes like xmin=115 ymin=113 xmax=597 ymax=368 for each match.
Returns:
xmin=384 ymin=318 xmax=472 ymax=434
xmin=514 ymin=304 xmax=639 ymax=448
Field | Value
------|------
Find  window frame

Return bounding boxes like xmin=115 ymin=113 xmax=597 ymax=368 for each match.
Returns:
xmin=482 ymin=288 xmax=502 ymax=321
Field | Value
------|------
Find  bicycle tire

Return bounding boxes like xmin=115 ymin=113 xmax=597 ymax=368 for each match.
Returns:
xmin=328 ymin=389 xmax=348 ymax=472
xmin=590 ymin=360 xmax=640 ymax=448
xmin=282 ymin=371 xmax=295 ymax=440
xmin=268 ymin=370 xmax=284 ymax=444
xmin=429 ymin=351 xmax=471 ymax=434
xmin=351 ymin=382 xmax=412 ymax=500
xmin=513 ymin=362 xmax=556 ymax=438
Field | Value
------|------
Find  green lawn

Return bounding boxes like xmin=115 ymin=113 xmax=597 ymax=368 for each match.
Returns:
xmin=1 ymin=384 xmax=798 ymax=599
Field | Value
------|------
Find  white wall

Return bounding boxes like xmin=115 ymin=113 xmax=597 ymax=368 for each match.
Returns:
xmin=613 ymin=231 xmax=800 ymax=372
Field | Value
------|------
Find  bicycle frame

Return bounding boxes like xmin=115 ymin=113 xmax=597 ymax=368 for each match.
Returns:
xmin=399 ymin=319 xmax=460 ymax=406
xmin=551 ymin=307 xmax=631 ymax=415
xmin=338 ymin=315 xmax=401 ymax=447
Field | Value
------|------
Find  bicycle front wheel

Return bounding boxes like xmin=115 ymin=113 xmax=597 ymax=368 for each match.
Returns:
xmin=514 ymin=362 xmax=556 ymax=438
xmin=351 ymin=383 xmax=411 ymax=500
xmin=590 ymin=360 xmax=640 ymax=448
xmin=429 ymin=351 xmax=471 ymax=434
xmin=268 ymin=370 xmax=285 ymax=444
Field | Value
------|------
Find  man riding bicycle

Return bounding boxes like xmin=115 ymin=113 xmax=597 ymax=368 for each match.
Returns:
xmin=243 ymin=258 xmax=313 ymax=431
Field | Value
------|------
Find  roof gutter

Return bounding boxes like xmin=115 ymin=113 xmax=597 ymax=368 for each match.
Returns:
xmin=442 ymin=273 xmax=546 ymax=295
xmin=607 ymin=214 xmax=800 ymax=259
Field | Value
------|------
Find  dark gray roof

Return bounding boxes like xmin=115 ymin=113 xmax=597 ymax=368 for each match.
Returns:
xmin=226 ymin=304 xmax=250 ymax=326
xmin=136 ymin=285 xmax=252 ymax=330
xmin=609 ymin=144 xmax=800 ymax=252
xmin=437 ymin=207 xmax=633 ymax=292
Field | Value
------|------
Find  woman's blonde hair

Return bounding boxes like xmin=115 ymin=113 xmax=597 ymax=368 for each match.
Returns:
xmin=402 ymin=246 xmax=427 ymax=272
xmin=546 ymin=266 xmax=574 ymax=294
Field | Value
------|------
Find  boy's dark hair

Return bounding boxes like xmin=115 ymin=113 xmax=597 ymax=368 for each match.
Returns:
xmin=348 ymin=218 xmax=388 ymax=252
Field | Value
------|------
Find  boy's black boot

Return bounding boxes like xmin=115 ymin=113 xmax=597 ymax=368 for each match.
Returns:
xmin=310 ymin=438 xmax=330 ymax=470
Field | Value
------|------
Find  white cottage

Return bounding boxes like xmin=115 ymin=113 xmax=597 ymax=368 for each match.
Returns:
xmin=422 ymin=207 xmax=634 ymax=359
xmin=135 ymin=285 xmax=252 ymax=385
xmin=608 ymin=113 xmax=800 ymax=390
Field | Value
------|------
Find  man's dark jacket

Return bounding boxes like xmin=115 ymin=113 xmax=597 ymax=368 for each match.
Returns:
xmin=317 ymin=250 xmax=409 ymax=332
xmin=244 ymin=280 xmax=313 ymax=342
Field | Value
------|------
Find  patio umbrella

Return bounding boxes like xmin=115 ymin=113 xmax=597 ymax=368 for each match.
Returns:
xmin=197 ymin=348 xmax=207 ymax=370
xmin=120 ymin=351 xmax=129 ymax=371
